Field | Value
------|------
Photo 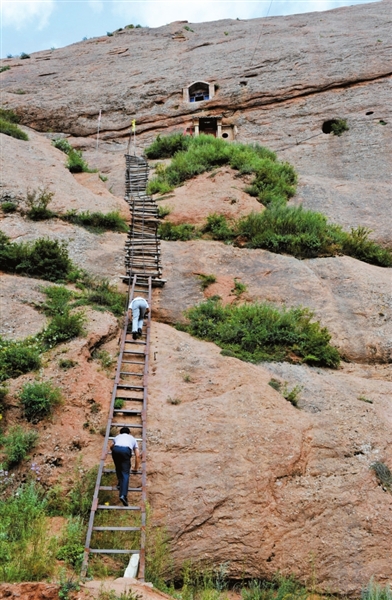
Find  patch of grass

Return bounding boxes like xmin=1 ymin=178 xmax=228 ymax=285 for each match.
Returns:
xmin=145 ymin=134 xmax=296 ymax=206
xmin=184 ymin=25 xmax=194 ymax=32
xmin=61 ymin=210 xmax=128 ymax=233
xmin=331 ymin=119 xmax=349 ymax=136
xmin=362 ymin=579 xmax=392 ymax=600
xmin=114 ymin=398 xmax=124 ymax=409
xmin=158 ymin=221 xmax=200 ymax=241
xmin=181 ymin=297 xmax=340 ymax=368
xmin=41 ymin=310 xmax=85 ymax=348
xmin=59 ymin=358 xmax=78 ymax=369
xmin=144 ymin=132 xmax=191 ymax=159
xmin=1 ymin=201 xmax=17 ymax=213
xmin=0 ymin=66 xmax=11 ymax=73
xmin=0 ymin=482 xmax=57 ymax=582
xmin=0 ymin=232 xmax=74 ymax=282
xmin=282 ymin=383 xmax=302 ymax=407
xmin=26 ymin=187 xmax=56 ymax=220
xmin=75 ymin=275 xmax=126 ymax=316
xmin=0 ymin=117 xmax=28 ymax=140
xmin=167 ymin=396 xmax=181 ymax=405
xmin=66 ymin=149 xmax=95 ymax=173
xmin=0 ymin=108 xmax=19 ymax=123
xmin=202 ymin=213 xmax=235 ymax=241
xmin=99 ymin=173 xmax=108 ymax=182
xmin=268 ymin=378 xmax=281 ymax=392
xmin=232 ymin=278 xmax=247 ymax=297
xmin=241 ymin=575 xmax=307 ymax=600
xmin=57 ymin=516 xmax=85 ymax=568
xmin=358 ymin=395 xmax=373 ymax=404
xmin=146 ymin=178 xmax=173 ymax=196
xmin=52 ymin=137 xmax=73 ymax=154
xmin=1 ymin=425 xmax=39 ymax=467
xmin=197 ymin=273 xmax=216 ymax=290
xmin=236 ymin=206 xmax=392 ymax=266
xmin=371 ymin=462 xmax=392 ymax=492
xmin=94 ymin=349 xmax=116 ymax=369
xmin=157 ymin=205 xmax=172 ymax=218
xmin=20 ymin=52 xmax=30 ymax=59
xmin=0 ymin=336 xmax=41 ymax=382
xmin=19 ymin=380 xmax=63 ymax=422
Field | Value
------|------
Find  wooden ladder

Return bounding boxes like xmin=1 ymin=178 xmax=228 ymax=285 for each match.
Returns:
xmin=81 ymin=275 xmax=152 ymax=580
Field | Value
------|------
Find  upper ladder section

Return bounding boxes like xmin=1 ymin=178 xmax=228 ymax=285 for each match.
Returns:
xmin=124 ymin=155 xmax=164 ymax=285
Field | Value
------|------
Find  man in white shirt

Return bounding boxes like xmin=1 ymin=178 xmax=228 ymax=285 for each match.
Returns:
xmin=129 ymin=297 xmax=149 ymax=340
xmin=111 ymin=427 xmax=140 ymax=506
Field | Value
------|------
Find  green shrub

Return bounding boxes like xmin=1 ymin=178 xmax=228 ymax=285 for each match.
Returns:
xmin=19 ymin=381 xmax=62 ymax=422
xmin=68 ymin=465 xmax=98 ymax=520
xmin=114 ymin=398 xmax=124 ymax=409
xmin=371 ymin=462 xmax=392 ymax=492
xmin=0 ymin=117 xmax=28 ymax=140
xmin=41 ymin=310 xmax=85 ymax=348
xmin=59 ymin=358 xmax=78 ymax=369
xmin=26 ymin=187 xmax=56 ymax=220
xmin=341 ymin=226 xmax=392 ymax=267
xmin=182 ymin=297 xmax=340 ymax=367
xmin=241 ymin=576 xmax=307 ymax=600
xmin=0 ymin=109 xmax=20 ymax=123
xmin=0 ymin=482 xmax=57 ymax=582
xmin=145 ymin=135 xmax=297 ymax=206
xmin=331 ymin=119 xmax=349 ymax=136
xmin=362 ymin=580 xmax=392 ymax=600
xmin=0 ymin=336 xmax=41 ymax=382
xmin=0 ymin=66 xmax=10 ymax=73
xmin=158 ymin=221 xmax=199 ymax=241
xmin=157 ymin=205 xmax=172 ymax=218
xmin=197 ymin=274 xmax=216 ymax=290
xmin=57 ymin=517 xmax=85 ymax=568
xmin=0 ymin=235 xmax=74 ymax=281
xmin=75 ymin=276 xmax=126 ymax=316
xmin=20 ymin=52 xmax=30 ymax=59
xmin=52 ymin=137 xmax=73 ymax=154
xmin=1 ymin=425 xmax=38 ymax=467
xmin=1 ymin=201 xmax=17 ymax=213
xmin=40 ymin=285 xmax=73 ymax=316
xmin=232 ymin=278 xmax=247 ymax=297
xmin=202 ymin=213 xmax=234 ymax=241
xmin=66 ymin=149 xmax=93 ymax=173
xmin=61 ymin=210 xmax=128 ymax=233
xmin=144 ymin=132 xmax=191 ymax=159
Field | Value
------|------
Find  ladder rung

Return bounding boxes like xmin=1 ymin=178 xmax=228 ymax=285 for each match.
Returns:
xmin=89 ymin=549 xmax=140 ymax=554
xmin=120 ymin=372 xmax=143 ymax=377
xmin=121 ymin=361 xmax=145 ymax=365
xmin=124 ymin=340 xmax=147 ymax=345
xmin=117 ymin=384 xmax=144 ymax=390
xmin=92 ymin=526 xmax=141 ymax=531
xmin=99 ymin=486 xmax=142 ymax=492
xmin=113 ymin=409 xmax=142 ymax=415
xmin=97 ymin=504 xmax=141 ymax=510
xmin=123 ymin=351 xmax=145 ymax=355
xmin=110 ymin=423 xmax=142 ymax=428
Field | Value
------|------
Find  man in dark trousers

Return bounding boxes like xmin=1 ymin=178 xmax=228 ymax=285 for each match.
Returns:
xmin=111 ymin=427 xmax=140 ymax=506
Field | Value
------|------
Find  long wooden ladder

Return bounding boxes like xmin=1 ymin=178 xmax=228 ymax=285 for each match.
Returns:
xmin=81 ymin=275 xmax=152 ymax=580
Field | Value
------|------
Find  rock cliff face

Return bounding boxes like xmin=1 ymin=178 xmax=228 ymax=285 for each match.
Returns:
xmin=1 ymin=1 xmax=392 ymax=595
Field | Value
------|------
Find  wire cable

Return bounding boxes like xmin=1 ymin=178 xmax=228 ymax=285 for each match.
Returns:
xmin=249 ymin=0 xmax=274 ymax=68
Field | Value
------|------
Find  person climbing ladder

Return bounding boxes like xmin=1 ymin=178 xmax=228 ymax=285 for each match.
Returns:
xmin=129 ymin=296 xmax=149 ymax=340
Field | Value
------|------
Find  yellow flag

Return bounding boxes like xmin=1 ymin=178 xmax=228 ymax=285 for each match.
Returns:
xmin=131 ymin=119 xmax=136 ymax=132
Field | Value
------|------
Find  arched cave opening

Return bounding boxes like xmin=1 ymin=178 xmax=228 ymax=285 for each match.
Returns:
xmin=322 ymin=119 xmax=338 ymax=134
xmin=189 ymin=82 xmax=210 ymax=102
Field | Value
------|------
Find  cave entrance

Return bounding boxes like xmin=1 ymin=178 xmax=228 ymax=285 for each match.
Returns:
xmin=198 ymin=117 xmax=218 ymax=137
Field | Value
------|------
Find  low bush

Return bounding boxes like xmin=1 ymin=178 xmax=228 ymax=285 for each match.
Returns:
xmin=236 ymin=206 xmax=392 ymax=266
xmin=144 ymin=132 xmax=191 ymax=159
xmin=0 ymin=108 xmax=19 ymax=123
xmin=41 ymin=310 xmax=85 ymax=348
xmin=241 ymin=576 xmax=307 ymax=600
xmin=197 ymin=274 xmax=216 ymax=290
xmin=52 ymin=137 xmax=73 ymax=154
xmin=362 ymin=580 xmax=392 ymax=600
xmin=1 ymin=425 xmax=39 ymax=467
xmin=59 ymin=358 xmax=78 ymax=369
xmin=40 ymin=285 xmax=73 ymax=316
xmin=371 ymin=462 xmax=392 ymax=492
xmin=0 ymin=233 xmax=74 ymax=281
xmin=75 ymin=275 xmax=126 ymax=316
xmin=0 ymin=336 xmax=41 ymax=382
xmin=26 ymin=187 xmax=56 ymax=220
xmin=157 ymin=205 xmax=172 ymax=218
xmin=61 ymin=210 xmax=128 ymax=233
xmin=331 ymin=119 xmax=349 ymax=136
xmin=0 ymin=117 xmax=28 ymax=140
xmin=158 ymin=221 xmax=200 ymax=241
xmin=20 ymin=52 xmax=30 ymax=59
xmin=1 ymin=201 xmax=17 ymax=213
xmin=57 ymin=517 xmax=85 ymax=568
xmin=66 ymin=149 xmax=94 ymax=173
xmin=145 ymin=134 xmax=297 ymax=206
xmin=202 ymin=213 xmax=235 ymax=241
xmin=181 ymin=297 xmax=340 ymax=367
xmin=0 ymin=66 xmax=10 ymax=73
xmin=19 ymin=381 xmax=63 ymax=422
xmin=0 ymin=482 xmax=57 ymax=582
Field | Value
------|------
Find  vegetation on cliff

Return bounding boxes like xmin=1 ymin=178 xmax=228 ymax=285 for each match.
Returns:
xmin=0 ymin=108 xmax=28 ymax=141
xmin=180 ymin=297 xmax=341 ymax=368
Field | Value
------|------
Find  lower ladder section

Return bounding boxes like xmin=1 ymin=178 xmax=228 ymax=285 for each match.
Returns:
xmin=81 ymin=275 xmax=152 ymax=580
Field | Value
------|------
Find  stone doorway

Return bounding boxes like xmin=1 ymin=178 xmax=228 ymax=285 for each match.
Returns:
xmin=198 ymin=117 xmax=218 ymax=137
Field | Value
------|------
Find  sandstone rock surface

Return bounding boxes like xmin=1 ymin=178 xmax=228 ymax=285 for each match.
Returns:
xmin=155 ymin=240 xmax=392 ymax=364
xmin=147 ymin=323 xmax=392 ymax=594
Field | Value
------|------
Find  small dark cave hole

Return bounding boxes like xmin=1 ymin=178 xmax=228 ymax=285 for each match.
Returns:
xmin=322 ymin=119 xmax=338 ymax=134
xmin=239 ymin=80 xmax=248 ymax=86
xmin=366 ymin=111 xmax=374 ymax=115
xmin=222 ymin=132 xmax=229 ymax=138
